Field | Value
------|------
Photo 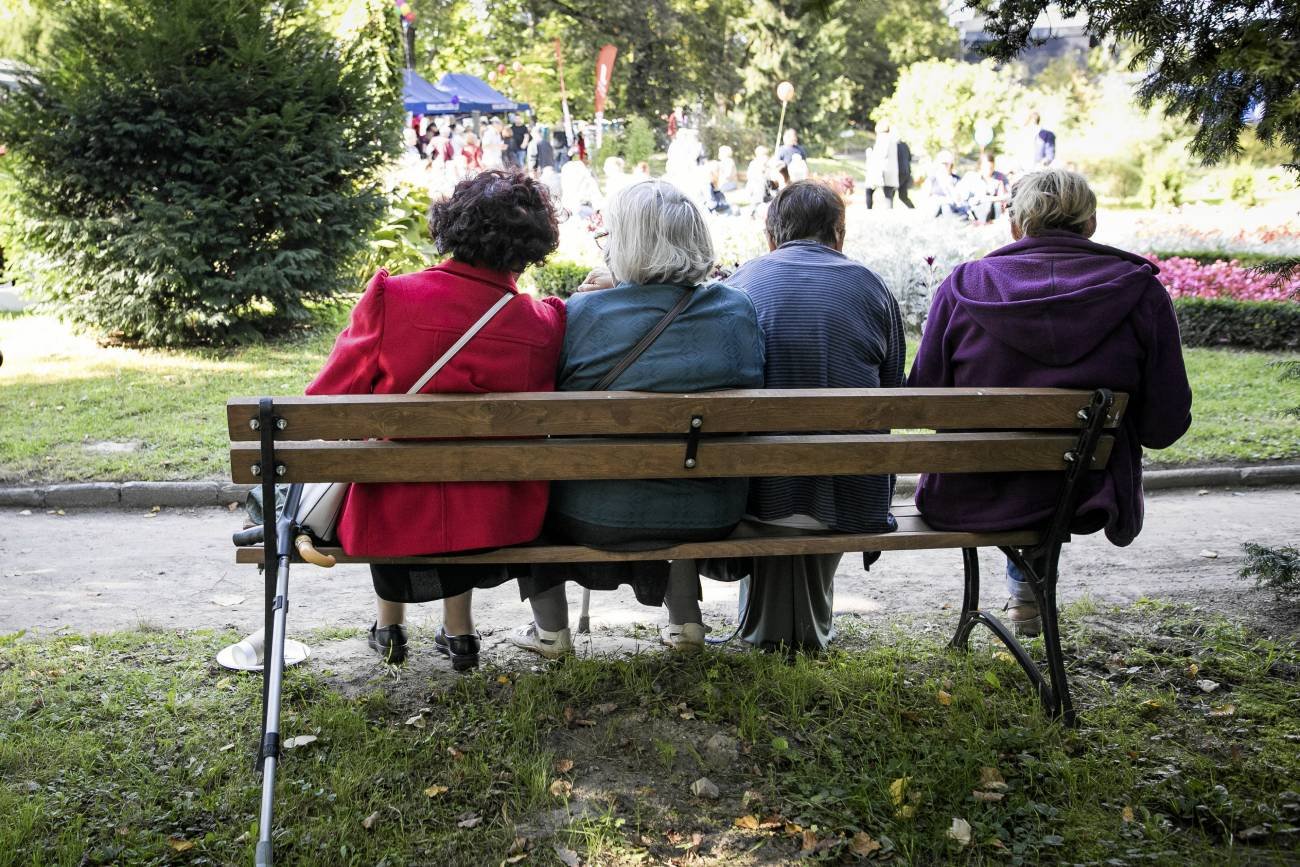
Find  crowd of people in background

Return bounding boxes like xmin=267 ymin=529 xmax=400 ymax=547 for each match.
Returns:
xmin=401 ymin=105 xmax=1062 ymax=231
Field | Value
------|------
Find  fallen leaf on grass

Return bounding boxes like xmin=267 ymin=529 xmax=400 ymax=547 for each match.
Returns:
xmin=1187 ymin=663 xmax=1200 ymax=677
xmin=361 ymin=811 xmax=381 ymax=830
xmin=947 ymin=818 xmax=972 ymax=847
xmin=502 ymin=856 xmax=526 ymax=865
xmin=937 ymin=690 xmax=953 ymax=706
xmin=733 ymin=814 xmax=760 ymax=830
xmin=895 ymin=805 xmax=917 ymax=820
xmin=742 ymin=789 xmax=763 ymax=806
xmin=850 ymin=831 xmax=882 ymax=856
xmin=167 ymin=837 xmax=194 ymax=852
xmin=1197 ymin=679 xmax=1221 ymax=694
xmin=553 ymin=844 xmax=581 ymax=866
xmin=1139 ymin=698 xmax=1165 ymax=714
xmin=889 ymin=777 xmax=910 ymax=807
xmin=405 ymin=714 xmax=426 ymax=728
xmin=1122 ymin=805 xmax=1135 ymax=823
xmin=496 ymin=675 xmax=510 ymax=685
xmin=549 ymin=779 xmax=573 ymax=798
xmin=457 ymin=813 xmax=482 ymax=829
xmin=554 ymin=757 xmax=575 ymax=774
xmin=283 ymin=735 xmax=317 ymax=749
xmin=973 ymin=790 xmax=1004 ymax=803
xmin=782 ymin=821 xmax=802 ymax=835
xmin=219 ymin=743 xmax=235 ymax=752
xmin=801 ymin=830 xmax=818 ymax=852
xmin=978 ymin=767 xmax=1008 ymax=791
xmin=593 ymin=702 xmax=618 ymax=715
xmin=424 ymin=785 xmax=449 ymax=798
xmin=1207 ymin=703 xmax=1237 ymax=719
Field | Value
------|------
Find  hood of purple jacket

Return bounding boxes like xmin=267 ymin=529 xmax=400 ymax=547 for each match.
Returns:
xmin=948 ymin=231 xmax=1159 ymax=366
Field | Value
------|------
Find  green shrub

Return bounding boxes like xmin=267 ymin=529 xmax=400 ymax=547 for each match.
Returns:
xmin=525 ymin=259 xmax=592 ymax=299
xmin=622 ymin=117 xmax=657 ymax=166
xmin=1229 ymin=167 xmax=1258 ymax=206
xmin=1083 ymin=154 xmax=1144 ymax=201
xmin=1173 ymin=297 xmax=1300 ymax=351
xmin=0 ymin=0 xmax=399 ymax=346
xmin=1149 ymin=250 xmax=1280 ymax=268
xmin=1240 ymin=543 xmax=1300 ymax=600
xmin=1141 ymin=153 xmax=1187 ymax=209
xmin=355 ymin=184 xmax=439 ymax=282
xmin=699 ymin=113 xmax=767 ymax=165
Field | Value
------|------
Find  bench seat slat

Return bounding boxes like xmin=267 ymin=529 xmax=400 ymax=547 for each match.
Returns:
xmin=230 ymin=432 xmax=1111 ymax=484
xmin=227 ymin=389 xmax=1127 ymax=441
xmin=233 ymin=517 xmax=1041 ymax=565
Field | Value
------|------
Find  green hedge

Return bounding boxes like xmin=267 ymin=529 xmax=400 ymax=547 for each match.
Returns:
xmin=526 ymin=259 xmax=592 ymax=299
xmin=1151 ymin=250 xmax=1279 ymax=268
xmin=1174 ymin=297 xmax=1300 ymax=351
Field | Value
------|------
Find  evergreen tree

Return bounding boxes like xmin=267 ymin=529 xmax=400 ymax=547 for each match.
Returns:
xmin=0 ymin=0 xmax=400 ymax=346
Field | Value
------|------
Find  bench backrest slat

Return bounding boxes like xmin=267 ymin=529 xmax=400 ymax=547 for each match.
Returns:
xmin=227 ymin=389 xmax=1127 ymax=442
xmin=229 ymin=431 xmax=1114 ymax=484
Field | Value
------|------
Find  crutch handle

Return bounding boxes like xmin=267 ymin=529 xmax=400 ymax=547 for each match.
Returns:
xmin=294 ymin=534 xmax=336 ymax=568
xmin=233 ymin=524 xmax=265 ymax=546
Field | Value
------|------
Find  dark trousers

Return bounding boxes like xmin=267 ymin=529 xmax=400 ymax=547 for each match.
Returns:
xmin=866 ymin=185 xmax=914 ymax=209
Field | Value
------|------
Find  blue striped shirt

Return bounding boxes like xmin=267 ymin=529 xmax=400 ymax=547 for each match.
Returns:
xmin=729 ymin=240 xmax=906 ymax=533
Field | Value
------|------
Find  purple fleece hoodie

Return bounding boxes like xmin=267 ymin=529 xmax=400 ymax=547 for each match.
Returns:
xmin=907 ymin=230 xmax=1192 ymax=546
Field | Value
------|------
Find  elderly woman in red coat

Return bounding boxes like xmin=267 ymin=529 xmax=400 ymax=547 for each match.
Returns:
xmin=307 ymin=169 xmax=566 ymax=669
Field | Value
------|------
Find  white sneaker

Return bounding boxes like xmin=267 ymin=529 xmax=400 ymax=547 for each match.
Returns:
xmin=509 ymin=623 xmax=574 ymax=659
xmin=660 ymin=622 xmax=708 ymax=652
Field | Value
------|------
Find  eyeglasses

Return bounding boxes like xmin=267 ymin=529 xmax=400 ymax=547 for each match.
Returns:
xmin=593 ymin=230 xmax=609 ymax=250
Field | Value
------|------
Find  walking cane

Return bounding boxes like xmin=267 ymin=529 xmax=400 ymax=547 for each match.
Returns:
xmin=255 ymin=482 xmax=302 ymax=867
xmin=577 ymin=588 xmax=592 ymax=633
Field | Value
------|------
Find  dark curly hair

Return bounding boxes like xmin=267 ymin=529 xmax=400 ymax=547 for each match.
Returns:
xmin=427 ymin=169 xmax=559 ymax=273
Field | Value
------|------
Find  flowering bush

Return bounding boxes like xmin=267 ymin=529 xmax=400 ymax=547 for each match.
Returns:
xmin=1153 ymin=256 xmax=1299 ymax=304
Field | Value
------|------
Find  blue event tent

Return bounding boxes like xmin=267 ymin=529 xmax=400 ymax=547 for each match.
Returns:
xmin=434 ymin=73 xmax=530 ymax=114
xmin=402 ymin=69 xmax=460 ymax=115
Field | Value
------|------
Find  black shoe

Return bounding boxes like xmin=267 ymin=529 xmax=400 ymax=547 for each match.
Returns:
xmin=369 ymin=622 xmax=408 ymax=665
xmin=434 ymin=627 xmax=481 ymax=671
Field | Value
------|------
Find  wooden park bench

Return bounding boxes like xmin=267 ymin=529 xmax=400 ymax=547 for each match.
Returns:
xmin=227 ymin=386 xmax=1122 ymax=866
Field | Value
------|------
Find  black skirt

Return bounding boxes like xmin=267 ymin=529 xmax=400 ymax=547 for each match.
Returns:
xmin=370 ymin=559 xmax=528 ymax=604
xmin=517 ymin=513 xmax=738 ymax=607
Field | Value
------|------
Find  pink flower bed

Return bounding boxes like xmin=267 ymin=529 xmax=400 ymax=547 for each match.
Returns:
xmin=1150 ymin=256 xmax=1300 ymax=304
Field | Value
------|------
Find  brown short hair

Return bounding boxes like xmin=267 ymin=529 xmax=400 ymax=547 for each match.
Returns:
xmin=765 ymin=180 xmax=845 ymax=248
xmin=427 ymin=169 xmax=559 ymax=273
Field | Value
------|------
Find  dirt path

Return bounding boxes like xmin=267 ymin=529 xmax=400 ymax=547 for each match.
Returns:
xmin=3 ymin=487 xmax=1297 ymax=644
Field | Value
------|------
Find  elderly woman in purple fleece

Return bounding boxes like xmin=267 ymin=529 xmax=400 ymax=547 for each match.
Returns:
xmin=908 ymin=168 xmax=1192 ymax=635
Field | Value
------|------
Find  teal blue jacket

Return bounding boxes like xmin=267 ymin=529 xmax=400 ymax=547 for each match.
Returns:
xmin=548 ymin=280 xmax=766 ymax=533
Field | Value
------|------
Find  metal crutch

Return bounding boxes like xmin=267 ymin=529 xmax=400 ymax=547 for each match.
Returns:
xmin=577 ymin=588 xmax=592 ymax=633
xmin=255 ymin=481 xmax=302 ymax=867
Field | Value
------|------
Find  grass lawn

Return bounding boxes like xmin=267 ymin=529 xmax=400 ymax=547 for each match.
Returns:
xmin=0 ymin=311 xmax=1297 ymax=483
xmin=2 ymin=605 xmax=1298 ymax=865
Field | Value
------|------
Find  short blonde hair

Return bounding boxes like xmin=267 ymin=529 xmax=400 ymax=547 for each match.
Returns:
xmin=1009 ymin=169 xmax=1097 ymax=236
xmin=603 ymin=180 xmax=714 ymax=286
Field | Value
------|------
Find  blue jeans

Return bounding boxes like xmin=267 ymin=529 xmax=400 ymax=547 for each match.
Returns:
xmin=1006 ymin=559 xmax=1036 ymax=602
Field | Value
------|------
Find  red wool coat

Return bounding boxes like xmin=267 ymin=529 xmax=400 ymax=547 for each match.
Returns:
xmin=306 ymin=260 xmax=566 ymax=557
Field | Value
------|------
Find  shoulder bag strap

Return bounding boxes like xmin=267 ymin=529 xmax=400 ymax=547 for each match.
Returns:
xmin=407 ymin=291 xmax=514 ymax=394
xmin=593 ymin=286 xmax=696 ymax=391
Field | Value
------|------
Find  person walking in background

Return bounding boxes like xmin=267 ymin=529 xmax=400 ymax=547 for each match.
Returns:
xmin=716 ymin=145 xmax=738 ymax=192
xmin=482 ymin=118 xmax=505 ymax=170
xmin=508 ymin=113 xmax=531 ymax=168
xmin=908 ymin=168 xmax=1191 ymax=636
xmin=532 ymin=125 xmax=555 ymax=176
xmin=1021 ymin=111 xmax=1057 ymax=172
xmin=865 ymin=121 xmax=914 ymax=210
xmin=696 ymin=180 xmax=906 ymax=652
xmin=461 ymin=132 xmax=483 ymax=175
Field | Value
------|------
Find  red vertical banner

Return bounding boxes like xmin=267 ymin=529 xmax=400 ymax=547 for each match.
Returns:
xmin=593 ymin=44 xmax=618 ymax=116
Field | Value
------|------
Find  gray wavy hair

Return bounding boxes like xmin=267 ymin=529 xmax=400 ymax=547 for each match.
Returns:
xmin=603 ymin=180 xmax=714 ymax=286
xmin=1009 ymin=168 xmax=1097 ymax=236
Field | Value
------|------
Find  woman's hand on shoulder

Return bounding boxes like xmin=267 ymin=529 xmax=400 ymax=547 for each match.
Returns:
xmin=574 ymin=266 xmax=615 ymax=294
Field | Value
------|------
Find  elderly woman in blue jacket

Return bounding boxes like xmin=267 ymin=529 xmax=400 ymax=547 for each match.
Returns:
xmin=511 ymin=179 xmax=766 ymax=658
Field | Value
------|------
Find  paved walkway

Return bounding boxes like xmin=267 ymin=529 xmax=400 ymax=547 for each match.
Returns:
xmin=3 ymin=487 xmax=1296 ymax=641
